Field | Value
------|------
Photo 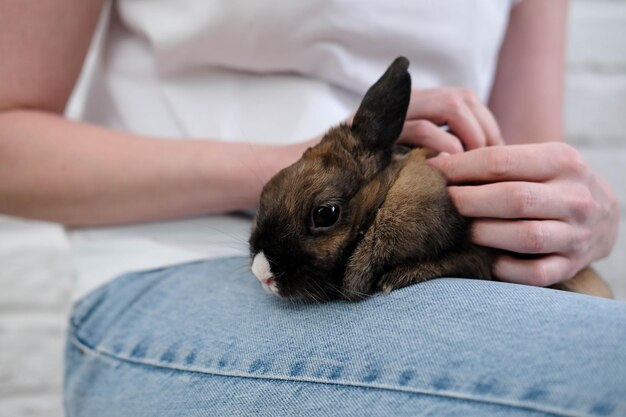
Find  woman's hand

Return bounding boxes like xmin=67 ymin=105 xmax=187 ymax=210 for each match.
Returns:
xmin=428 ymin=143 xmax=620 ymax=286
xmin=397 ymin=88 xmax=504 ymax=153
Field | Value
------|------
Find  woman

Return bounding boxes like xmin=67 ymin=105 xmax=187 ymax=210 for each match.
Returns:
xmin=1 ymin=0 xmax=624 ymax=415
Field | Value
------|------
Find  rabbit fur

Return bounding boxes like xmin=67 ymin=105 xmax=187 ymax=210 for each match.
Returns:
xmin=249 ymin=57 xmax=611 ymax=301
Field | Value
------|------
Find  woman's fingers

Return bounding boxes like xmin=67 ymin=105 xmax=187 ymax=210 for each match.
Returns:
xmin=426 ymin=142 xmax=619 ymax=288
xmin=493 ymin=254 xmax=574 ymax=287
xmin=472 ymin=219 xmax=576 ymax=254
xmin=397 ymin=120 xmax=464 ymax=153
xmin=447 ymin=181 xmax=590 ymax=220
xmin=466 ymin=96 xmax=504 ymax=146
xmin=427 ymin=142 xmax=587 ymax=184
xmin=442 ymin=100 xmax=486 ymax=150
xmin=405 ymin=88 xmax=497 ymax=150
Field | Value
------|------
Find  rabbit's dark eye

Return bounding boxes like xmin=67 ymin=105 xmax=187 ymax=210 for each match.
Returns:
xmin=312 ymin=204 xmax=341 ymax=229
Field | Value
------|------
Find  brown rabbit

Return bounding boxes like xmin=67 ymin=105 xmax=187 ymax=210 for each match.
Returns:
xmin=249 ymin=57 xmax=612 ymax=301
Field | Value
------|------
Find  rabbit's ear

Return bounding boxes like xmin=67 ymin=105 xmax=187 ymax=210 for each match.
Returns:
xmin=352 ymin=57 xmax=411 ymax=152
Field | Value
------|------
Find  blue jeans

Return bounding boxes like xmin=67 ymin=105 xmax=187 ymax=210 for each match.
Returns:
xmin=65 ymin=257 xmax=626 ymax=416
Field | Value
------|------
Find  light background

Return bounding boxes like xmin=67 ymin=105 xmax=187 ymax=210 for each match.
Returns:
xmin=1 ymin=1 xmax=625 ymax=415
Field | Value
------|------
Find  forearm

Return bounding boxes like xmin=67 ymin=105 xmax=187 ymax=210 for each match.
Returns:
xmin=488 ymin=0 xmax=568 ymax=144
xmin=0 ymin=110 xmax=303 ymax=227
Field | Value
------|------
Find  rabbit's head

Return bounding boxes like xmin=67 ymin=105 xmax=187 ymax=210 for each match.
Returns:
xmin=249 ymin=57 xmax=413 ymax=301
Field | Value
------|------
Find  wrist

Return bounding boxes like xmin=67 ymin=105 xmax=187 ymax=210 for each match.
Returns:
xmin=196 ymin=139 xmax=314 ymax=212
xmin=260 ymin=140 xmax=314 ymax=181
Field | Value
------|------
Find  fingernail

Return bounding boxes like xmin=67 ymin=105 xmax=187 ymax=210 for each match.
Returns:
xmin=439 ymin=152 xmax=450 ymax=157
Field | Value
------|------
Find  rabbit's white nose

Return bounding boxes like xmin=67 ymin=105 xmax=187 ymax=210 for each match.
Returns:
xmin=251 ymin=251 xmax=279 ymax=295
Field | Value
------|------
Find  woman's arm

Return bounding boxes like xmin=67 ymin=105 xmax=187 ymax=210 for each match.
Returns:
xmin=488 ymin=0 xmax=568 ymax=144
xmin=430 ymin=0 xmax=620 ymax=286
xmin=0 ymin=112 xmax=305 ymax=226
xmin=0 ymin=0 xmax=305 ymax=227
xmin=0 ymin=0 xmax=104 ymax=113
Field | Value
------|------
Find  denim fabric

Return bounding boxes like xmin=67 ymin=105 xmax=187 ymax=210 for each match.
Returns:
xmin=65 ymin=257 xmax=626 ymax=417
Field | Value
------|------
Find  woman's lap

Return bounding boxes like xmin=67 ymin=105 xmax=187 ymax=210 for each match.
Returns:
xmin=65 ymin=257 xmax=626 ymax=417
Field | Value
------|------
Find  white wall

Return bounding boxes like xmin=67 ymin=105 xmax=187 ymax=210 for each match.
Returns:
xmin=1 ymin=1 xmax=625 ymax=415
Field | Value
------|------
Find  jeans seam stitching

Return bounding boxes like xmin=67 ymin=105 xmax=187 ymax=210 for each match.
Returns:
xmin=70 ymin=270 xmax=174 ymax=347
xmin=70 ymin=334 xmax=587 ymax=417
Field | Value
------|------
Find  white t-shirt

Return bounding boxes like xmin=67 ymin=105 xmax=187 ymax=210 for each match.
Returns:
xmin=71 ymin=0 xmax=518 ymax=299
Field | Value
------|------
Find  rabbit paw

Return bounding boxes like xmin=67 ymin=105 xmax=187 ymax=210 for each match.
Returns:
xmin=381 ymin=282 xmax=395 ymax=294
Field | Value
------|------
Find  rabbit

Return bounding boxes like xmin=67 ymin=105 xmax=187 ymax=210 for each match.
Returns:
xmin=249 ymin=57 xmax=612 ymax=302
